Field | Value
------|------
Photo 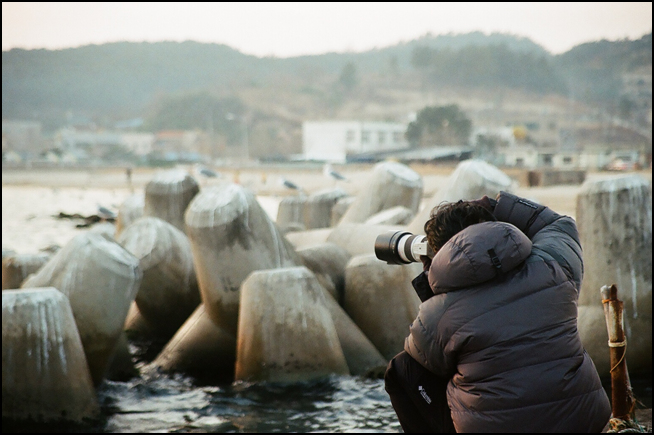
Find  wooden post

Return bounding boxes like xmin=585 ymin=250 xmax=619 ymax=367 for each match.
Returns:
xmin=600 ymin=284 xmax=636 ymax=421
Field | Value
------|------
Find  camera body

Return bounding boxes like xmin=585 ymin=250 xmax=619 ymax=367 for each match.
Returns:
xmin=374 ymin=231 xmax=433 ymax=265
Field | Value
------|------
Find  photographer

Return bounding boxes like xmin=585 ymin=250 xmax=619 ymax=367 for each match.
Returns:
xmin=384 ymin=192 xmax=611 ymax=433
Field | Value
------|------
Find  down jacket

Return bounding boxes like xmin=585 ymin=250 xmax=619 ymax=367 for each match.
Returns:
xmin=405 ymin=191 xmax=611 ymax=433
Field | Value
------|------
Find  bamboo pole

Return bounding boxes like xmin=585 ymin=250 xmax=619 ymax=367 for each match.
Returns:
xmin=600 ymin=284 xmax=635 ymax=421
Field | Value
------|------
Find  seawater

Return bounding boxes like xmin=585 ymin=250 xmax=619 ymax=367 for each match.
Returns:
xmin=97 ymin=373 xmax=399 ymax=433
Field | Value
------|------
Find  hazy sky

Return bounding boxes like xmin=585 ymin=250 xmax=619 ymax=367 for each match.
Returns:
xmin=2 ymin=2 xmax=652 ymax=57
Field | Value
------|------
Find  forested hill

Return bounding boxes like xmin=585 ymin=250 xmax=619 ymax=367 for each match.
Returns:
xmin=2 ymin=31 xmax=651 ymax=131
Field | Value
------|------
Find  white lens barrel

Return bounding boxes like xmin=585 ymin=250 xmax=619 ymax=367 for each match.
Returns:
xmin=397 ymin=234 xmax=428 ymax=263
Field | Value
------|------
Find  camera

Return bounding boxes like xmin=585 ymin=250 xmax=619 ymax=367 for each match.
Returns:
xmin=374 ymin=231 xmax=433 ymax=265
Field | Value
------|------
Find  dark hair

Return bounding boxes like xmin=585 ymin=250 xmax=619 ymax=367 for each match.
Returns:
xmin=424 ymin=200 xmax=496 ymax=254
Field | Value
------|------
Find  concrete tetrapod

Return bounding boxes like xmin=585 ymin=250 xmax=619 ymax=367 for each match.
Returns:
xmin=115 ymin=193 xmax=144 ymax=237
xmin=149 ymin=304 xmax=237 ymax=384
xmin=21 ymin=233 xmax=142 ymax=385
xmin=276 ymin=194 xmax=308 ymax=234
xmin=576 ymin=175 xmax=652 ymax=376
xmin=2 ymin=253 xmax=51 ymax=290
xmin=144 ymin=169 xmax=200 ymax=233
xmin=344 ymin=255 xmax=422 ymax=360
xmin=235 ymin=267 xmax=349 ymax=383
xmin=327 ymin=223 xmax=404 ymax=258
xmin=304 ymin=188 xmax=349 ymax=229
xmin=330 ymin=196 xmax=355 ymax=227
xmin=408 ymin=159 xmax=516 ymax=234
xmin=315 ymin=282 xmax=388 ymax=377
xmin=364 ymin=206 xmax=415 ymax=226
xmin=2 ymin=288 xmax=99 ymax=423
xmin=297 ymin=242 xmax=350 ymax=303
xmin=185 ymin=183 xmax=301 ymax=337
xmin=117 ymin=217 xmax=200 ymax=338
xmin=338 ymin=161 xmax=423 ymax=225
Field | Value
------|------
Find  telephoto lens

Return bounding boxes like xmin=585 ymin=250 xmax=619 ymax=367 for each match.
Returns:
xmin=374 ymin=230 xmax=432 ymax=264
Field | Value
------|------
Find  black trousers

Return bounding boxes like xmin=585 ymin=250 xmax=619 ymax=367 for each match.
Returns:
xmin=384 ymin=351 xmax=456 ymax=433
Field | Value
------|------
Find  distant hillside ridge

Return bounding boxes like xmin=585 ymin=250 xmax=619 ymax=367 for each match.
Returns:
xmin=2 ymin=32 xmax=651 ymax=132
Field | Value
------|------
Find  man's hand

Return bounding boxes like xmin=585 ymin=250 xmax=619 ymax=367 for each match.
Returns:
xmin=469 ymin=195 xmax=496 ymax=212
xmin=420 ymin=255 xmax=432 ymax=272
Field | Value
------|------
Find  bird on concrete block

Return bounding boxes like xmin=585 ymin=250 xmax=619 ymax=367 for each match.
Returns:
xmin=280 ymin=177 xmax=306 ymax=194
xmin=323 ymin=163 xmax=348 ymax=182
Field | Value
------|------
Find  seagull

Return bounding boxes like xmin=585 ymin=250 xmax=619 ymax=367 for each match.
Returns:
xmin=195 ymin=165 xmax=221 ymax=178
xmin=323 ymin=163 xmax=348 ymax=182
xmin=97 ymin=205 xmax=117 ymax=220
xmin=280 ymin=177 xmax=305 ymax=194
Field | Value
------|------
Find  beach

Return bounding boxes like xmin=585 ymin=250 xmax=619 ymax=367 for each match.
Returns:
xmin=2 ymin=163 xmax=651 ymax=256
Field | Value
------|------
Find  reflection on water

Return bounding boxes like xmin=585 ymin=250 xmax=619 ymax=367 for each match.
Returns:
xmin=99 ymin=374 xmax=400 ymax=433
xmin=3 ymin=372 xmax=402 ymax=433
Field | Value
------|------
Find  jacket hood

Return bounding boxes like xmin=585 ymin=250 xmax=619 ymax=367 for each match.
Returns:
xmin=428 ymin=221 xmax=531 ymax=293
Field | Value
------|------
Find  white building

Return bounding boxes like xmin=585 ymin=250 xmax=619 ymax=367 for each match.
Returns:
xmin=56 ymin=128 xmax=155 ymax=156
xmin=302 ymin=121 xmax=409 ymax=162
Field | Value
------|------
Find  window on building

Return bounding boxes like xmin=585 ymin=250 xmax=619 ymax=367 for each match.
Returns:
xmin=516 ymin=158 xmax=525 ymax=167
xmin=361 ymin=131 xmax=370 ymax=143
xmin=346 ymin=130 xmax=355 ymax=142
xmin=563 ymin=156 xmax=573 ymax=164
xmin=378 ymin=131 xmax=386 ymax=144
xmin=393 ymin=132 xmax=402 ymax=143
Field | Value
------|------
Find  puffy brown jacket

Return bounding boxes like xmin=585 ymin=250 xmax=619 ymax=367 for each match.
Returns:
xmin=405 ymin=192 xmax=611 ymax=433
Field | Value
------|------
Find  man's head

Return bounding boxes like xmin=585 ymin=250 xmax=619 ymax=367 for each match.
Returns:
xmin=424 ymin=199 xmax=496 ymax=255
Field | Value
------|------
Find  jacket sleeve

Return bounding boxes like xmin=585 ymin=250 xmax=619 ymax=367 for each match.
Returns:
xmin=404 ymin=296 xmax=457 ymax=377
xmin=493 ymin=191 xmax=584 ymax=289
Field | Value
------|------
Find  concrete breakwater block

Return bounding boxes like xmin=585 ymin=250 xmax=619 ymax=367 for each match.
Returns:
xmin=185 ymin=183 xmax=301 ymax=337
xmin=235 ymin=267 xmax=349 ymax=383
xmin=576 ymin=175 xmax=652 ymax=375
xmin=144 ymin=169 xmax=200 ymax=233
xmin=331 ymin=196 xmax=355 ymax=227
xmin=115 ymin=193 xmax=144 ymax=237
xmin=118 ymin=217 xmax=200 ymax=337
xmin=527 ymin=169 xmax=586 ymax=187
xmin=344 ymin=255 xmax=422 ymax=360
xmin=105 ymin=331 xmax=138 ymax=382
xmin=408 ymin=159 xmax=516 ymax=233
xmin=365 ymin=206 xmax=414 ymax=226
xmin=297 ymin=242 xmax=351 ymax=303
xmin=276 ymin=195 xmax=308 ymax=233
xmin=149 ymin=304 xmax=236 ymax=384
xmin=327 ymin=223 xmax=404 ymax=258
xmin=284 ymin=228 xmax=334 ymax=250
xmin=2 ymin=288 xmax=99 ymax=423
xmin=304 ymin=188 xmax=349 ymax=229
xmin=21 ymin=233 xmax=142 ymax=385
xmin=2 ymin=253 xmax=51 ymax=290
xmin=88 ymin=222 xmax=117 ymax=241
xmin=316 ymin=282 xmax=388 ymax=377
xmin=339 ymin=161 xmax=423 ymax=225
